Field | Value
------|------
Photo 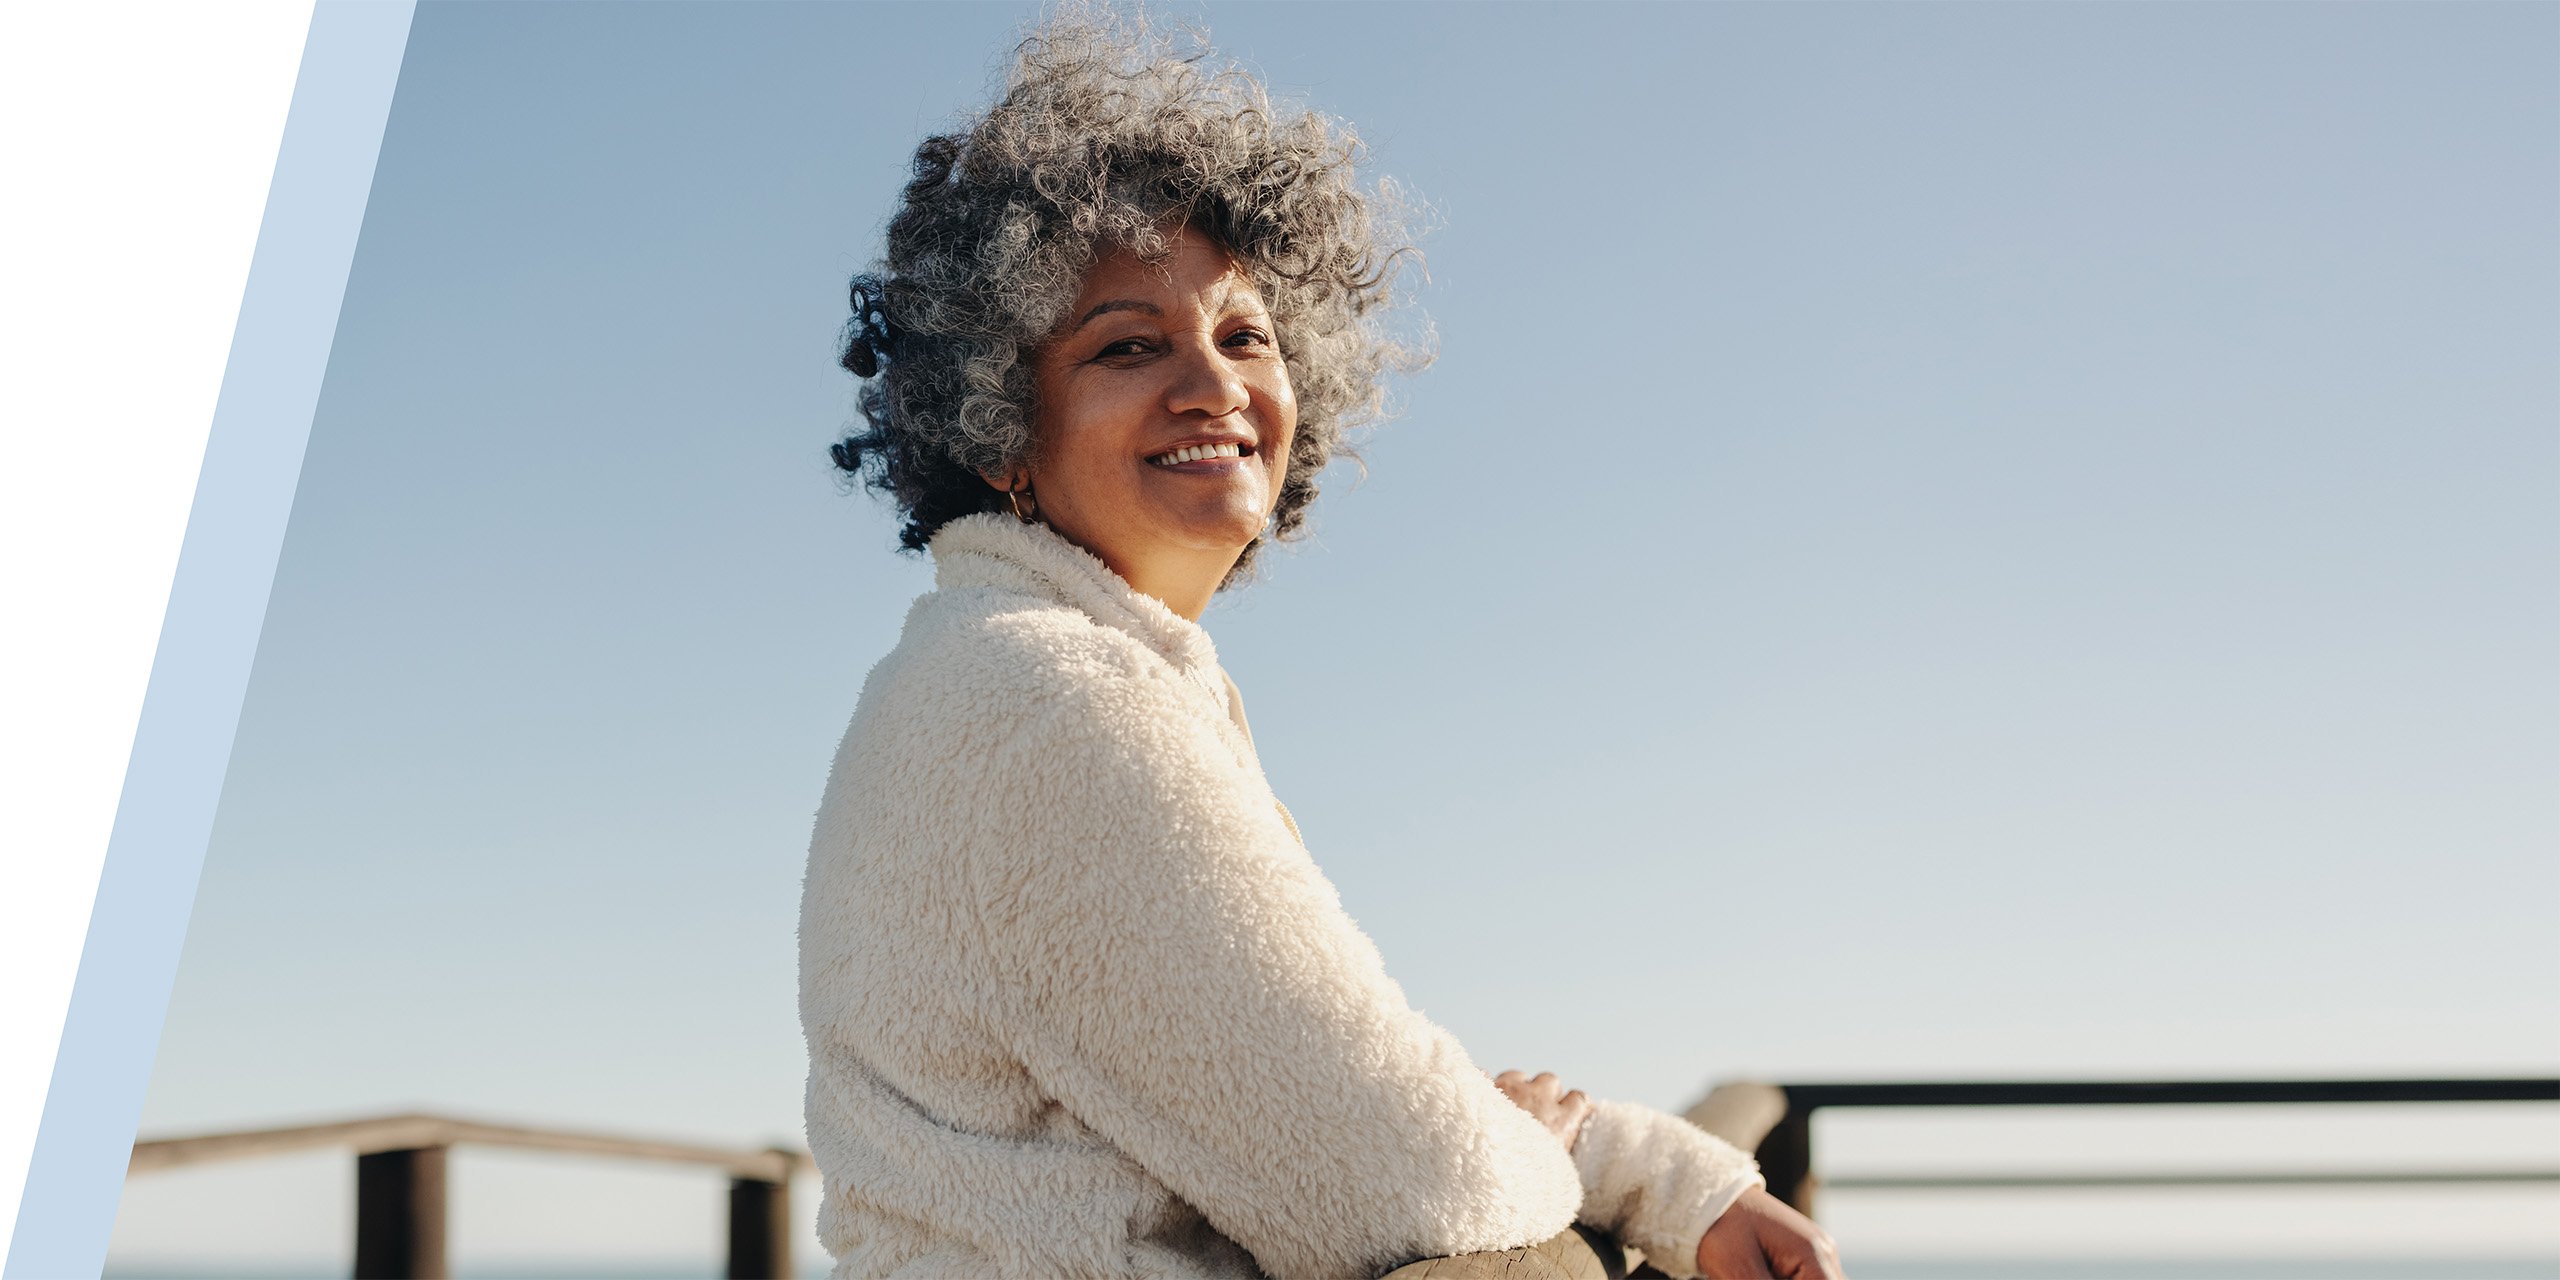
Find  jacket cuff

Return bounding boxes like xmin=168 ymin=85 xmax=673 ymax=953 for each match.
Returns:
xmin=1570 ymin=1099 xmax=1765 ymax=1280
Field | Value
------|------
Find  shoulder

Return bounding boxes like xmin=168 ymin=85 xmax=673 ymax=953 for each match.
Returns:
xmin=876 ymin=579 xmax=1191 ymax=736
xmin=818 ymin=581 xmax=1212 ymax=825
xmin=839 ymin=583 xmax=1285 ymax=892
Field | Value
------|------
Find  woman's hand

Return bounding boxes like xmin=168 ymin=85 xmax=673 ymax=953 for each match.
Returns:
xmin=1695 ymin=1188 xmax=1845 ymax=1279
xmin=1490 ymin=1070 xmax=1594 ymax=1153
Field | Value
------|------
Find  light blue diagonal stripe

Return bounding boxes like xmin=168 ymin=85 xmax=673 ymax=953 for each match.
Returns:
xmin=4 ymin=3 xmax=415 ymax=1276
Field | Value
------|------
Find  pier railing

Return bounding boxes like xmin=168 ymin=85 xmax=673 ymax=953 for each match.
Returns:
xmin=126 ymin=1112 xmax=810 ymax=1279
xmin=1386 ymin=1075 xmax=2560 ymax=1278
xmin=1683 ymin=1075 xmax=2560 ymax=1217
xmin=129 ymin=1077 xmax=2560 ymax=1279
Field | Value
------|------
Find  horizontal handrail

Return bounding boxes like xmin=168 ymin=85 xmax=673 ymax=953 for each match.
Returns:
xmin=1827 ymin=1168 xmax=2560 ymax=1189
xmin=1686 ymin=1076 xmax=2560 ymax=1219
xmin=1774 ymin=1078 xmax=2560 ymax=1110
xmin=128 ymin=1111 xmax=812 ymax=1182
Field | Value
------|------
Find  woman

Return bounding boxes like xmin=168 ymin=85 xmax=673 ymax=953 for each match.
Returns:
xmin=802 ymin=14 xmax=1841 ymax=1279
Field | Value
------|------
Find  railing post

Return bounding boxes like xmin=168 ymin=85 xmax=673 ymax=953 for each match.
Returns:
xmin=725 ymin=1160 xmax=793 ymax=1280
xmin=355 ymin=1145 xmax=449 ymax=1279
xmin=1753 ymin=1103 xmax=1817 ymax=1218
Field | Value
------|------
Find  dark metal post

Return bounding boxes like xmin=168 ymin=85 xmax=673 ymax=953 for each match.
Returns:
xmin=726 ymin=1170 xmax=792 ymax=1280
xmin=355 ymin=1145 xmax=449 ymax=1279
xmin=1754 ymin=1104 xmax=1816 ymax=1217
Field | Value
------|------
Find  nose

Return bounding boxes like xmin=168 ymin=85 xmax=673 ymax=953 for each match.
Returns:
xmin=1163 ymin=335 xmax=1251 ymax=420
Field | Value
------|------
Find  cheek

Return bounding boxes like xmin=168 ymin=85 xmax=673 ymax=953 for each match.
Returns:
xmin=1260 ymin=384 xmax=1297 ymax=513
xmin=1036 ymin=379 xmax=1139 ymax=479
xmin=1260 ymin=367 xmax=1300 ymax=450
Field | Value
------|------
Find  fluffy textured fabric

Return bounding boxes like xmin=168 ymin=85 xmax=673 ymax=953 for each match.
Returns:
xmin=800 ymin=513 xmax=1762 ymax=1279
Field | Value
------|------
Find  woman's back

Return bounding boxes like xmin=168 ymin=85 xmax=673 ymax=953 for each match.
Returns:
xmin=799 ymin=515 xmax=1589 ymax=1279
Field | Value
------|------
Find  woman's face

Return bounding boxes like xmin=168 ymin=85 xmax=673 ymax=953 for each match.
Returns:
xmin=1021 ymin=226 xmax=1298 ymax=596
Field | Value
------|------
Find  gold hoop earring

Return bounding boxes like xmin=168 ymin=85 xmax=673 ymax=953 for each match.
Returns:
xmin=1007 ymin=482 xmax=1038 ymax=524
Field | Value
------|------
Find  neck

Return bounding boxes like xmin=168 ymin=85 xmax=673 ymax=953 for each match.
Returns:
xmin=1115 ymin=545 xmax=1240 ymax=621
xmin=1070 ymin=536 xmax=1237 ymax=621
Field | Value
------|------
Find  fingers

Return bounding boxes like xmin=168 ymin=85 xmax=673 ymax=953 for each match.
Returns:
xmin=1558 ymin=1088 xmax=1592 ymax=1124
xmin=1695 ymin=1223 xmax=1776 ymax=1280
xmin=1772 ymin=1240 xmax=1844 ymax=1280
xmin=1698 ymin=1189 xmax=1842 ymax=1280
xmin=1758 ymin=1199 xmax=1844 ymax=1280
xmin=1778 ymin=1241 xmax=1845 ymax=1280
xmin=1492 ymin=1070 xmax=1564 ymax=1100
xmin=1556 ymin=1088 xmax=1593 ymax=1152
xmin=1490 ymin=1070 xmax=1595 ymax=1152
xmin=1699 ymin=1255 xmax=1775 ymax=1279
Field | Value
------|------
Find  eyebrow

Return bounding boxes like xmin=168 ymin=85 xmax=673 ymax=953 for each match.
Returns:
xmin=1070 ymin=299 xmax=1161 ymax=332
xmin=1067 ymin=283 xmax=1263 ymax=335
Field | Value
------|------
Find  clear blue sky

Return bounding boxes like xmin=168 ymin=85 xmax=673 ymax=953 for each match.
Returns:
xmin=114 ymin=2 xmax=2557 ymax=1271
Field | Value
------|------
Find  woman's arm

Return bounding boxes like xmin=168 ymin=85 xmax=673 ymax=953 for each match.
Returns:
xmin=1572 ymin=1099 xmax=1770 ymax=1278
xmin=958 ymin=672 xmax=1586 ymax=1280
xmin=1489 ymin=1071 xmax=1833 ymax=1280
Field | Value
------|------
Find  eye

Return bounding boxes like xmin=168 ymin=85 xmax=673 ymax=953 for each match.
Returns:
xmin=1094 ymin=337 xmax=1155 ymax=360
xmin=1222 ymin=326 xmax=1273 ymax=348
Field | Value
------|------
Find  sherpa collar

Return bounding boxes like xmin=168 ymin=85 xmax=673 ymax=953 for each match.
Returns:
xmin=928 ymin=512 xmax=1222 ymax=678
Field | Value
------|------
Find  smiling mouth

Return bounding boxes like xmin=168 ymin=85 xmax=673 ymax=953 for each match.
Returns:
xmin=1146 ymin=441 xmax=1255 ymax=467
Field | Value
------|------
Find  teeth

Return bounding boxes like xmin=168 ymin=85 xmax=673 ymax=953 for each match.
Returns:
xmin=1152 ymin=442 xmax=1244 ymax=466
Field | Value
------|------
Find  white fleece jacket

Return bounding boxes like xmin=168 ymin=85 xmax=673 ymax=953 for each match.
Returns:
xmin=799 ymin=513 xmax=1761 ymax=1280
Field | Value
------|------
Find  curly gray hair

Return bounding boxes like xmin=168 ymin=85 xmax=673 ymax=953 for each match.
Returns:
xmin=831 ymin=8 xmax=1421 ymax=585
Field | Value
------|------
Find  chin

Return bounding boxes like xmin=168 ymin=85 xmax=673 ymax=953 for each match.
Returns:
xmin=1150 ymin=492 xmax=1269 ymax=549
xmin=1147 ymin=515 xmax=1257 ymax=560
xmin=1183 ymin=518 xmax=1266 ymax=553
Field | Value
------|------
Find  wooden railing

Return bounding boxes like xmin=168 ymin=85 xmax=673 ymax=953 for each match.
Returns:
xmin=127 ymin=1112 xmax=810 ymax=1279
xmin=1684 ymin=1075 xmax=2560 ymax=1217
xmin=1386 ymin=1074 xmax=2560 ymax=1279
xmin=131 ymin=1077 xmax=2560 ymax=1280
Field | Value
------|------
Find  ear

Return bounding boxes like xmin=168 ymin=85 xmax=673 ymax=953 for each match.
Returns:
xmin=978 ymin=469 xmax=1023 ymax=494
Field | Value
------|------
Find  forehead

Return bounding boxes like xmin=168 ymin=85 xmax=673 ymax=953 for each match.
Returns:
xmin=1074 ymin=229 xmax=1264 ymax=309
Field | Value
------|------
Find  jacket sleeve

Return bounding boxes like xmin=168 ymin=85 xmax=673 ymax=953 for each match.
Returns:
xmin=959 ymin=671 xmax=1587 ymax=1280
xmin=1571 ymin=1100 xmax=1765 ymax=1278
